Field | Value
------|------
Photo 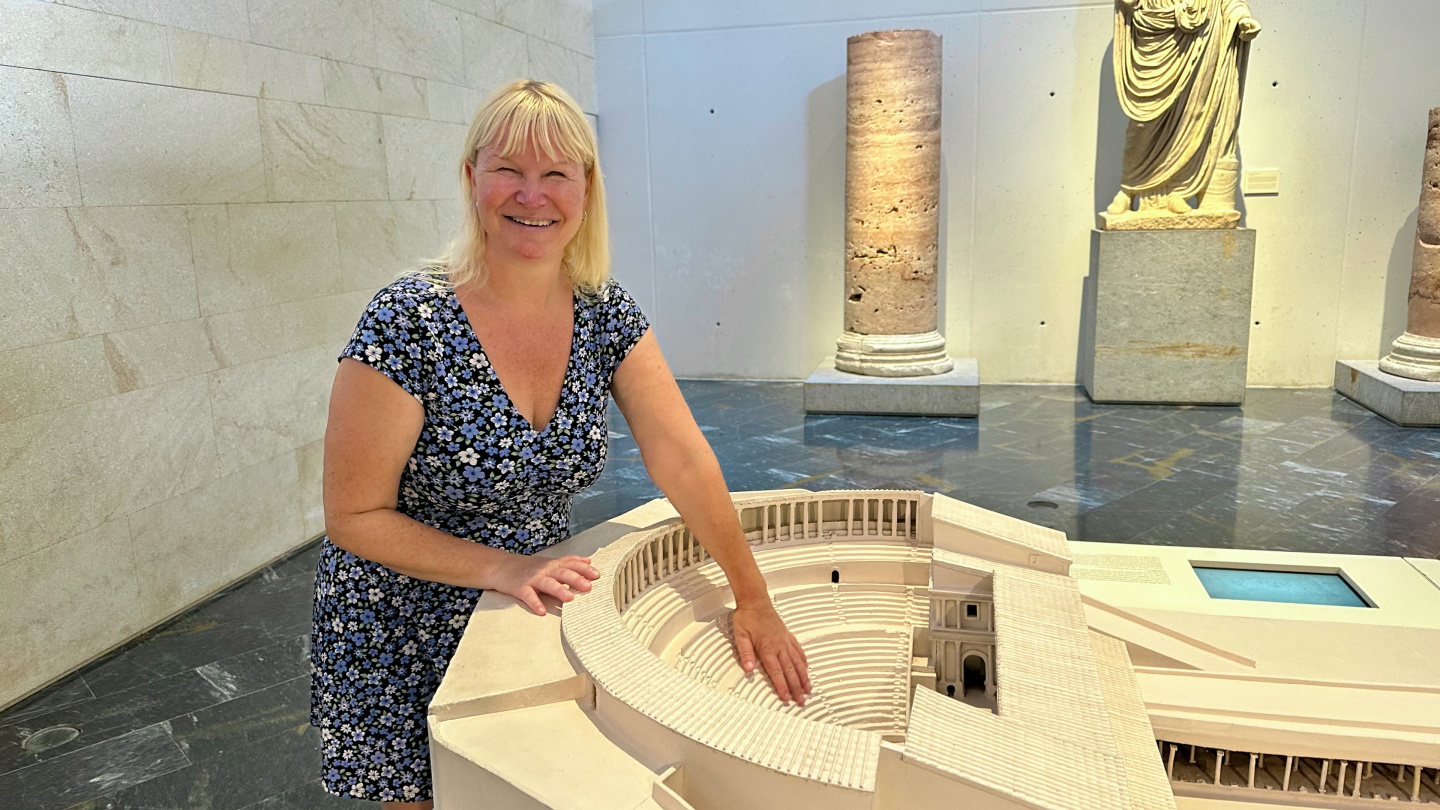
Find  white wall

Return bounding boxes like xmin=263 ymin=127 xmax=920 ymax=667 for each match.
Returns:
xmin=594 ymin=0 xmax=1440 ymax=384
xmin=0 ymin=0 xmax=595 ymax=709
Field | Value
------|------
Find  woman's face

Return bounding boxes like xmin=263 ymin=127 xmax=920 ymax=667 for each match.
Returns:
xmin=469 ymin=142 xmax=588 ymax=267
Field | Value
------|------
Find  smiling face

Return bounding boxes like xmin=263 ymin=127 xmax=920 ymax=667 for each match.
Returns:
xmin=469 ymin=142 xmax=589 ymax=269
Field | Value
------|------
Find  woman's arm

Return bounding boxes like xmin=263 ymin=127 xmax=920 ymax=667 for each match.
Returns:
xmin=611 ymin=332 xmax=812 ymax=704
xmin=323 ymin=357 xmax=598 ymax=614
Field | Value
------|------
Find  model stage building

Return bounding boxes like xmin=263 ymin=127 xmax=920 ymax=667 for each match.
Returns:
xmin=1100 ymin=0 xmax=1262 ymax=230
xmin=1337 ymin=108 xmax=1440 ymax=425
xmin=806 ymin=31 xmax=979 ymax=417
xmin=429 ymin=489 xmax=1440 ymax=810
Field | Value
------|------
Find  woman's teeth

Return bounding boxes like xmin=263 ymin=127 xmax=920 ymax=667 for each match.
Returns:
xmin=506 ymin=216 xmax=555 ymax=227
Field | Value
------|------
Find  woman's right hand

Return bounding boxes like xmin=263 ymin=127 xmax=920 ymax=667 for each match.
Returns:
xmin=491 ymin=554 xmax=601 ymax=616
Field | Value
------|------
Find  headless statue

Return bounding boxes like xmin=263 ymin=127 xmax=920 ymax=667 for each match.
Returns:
xmin=1101 ymin=0 xmax=1262 ymax=230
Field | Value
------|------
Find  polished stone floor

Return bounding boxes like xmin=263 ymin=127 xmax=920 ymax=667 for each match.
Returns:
xmin=4 ymin=383 xmax=1438 ymax=809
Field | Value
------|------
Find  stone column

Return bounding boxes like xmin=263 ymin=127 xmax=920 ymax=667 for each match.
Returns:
xmin=1381 ymin=107 xmax=1440 ymax=382
xmin=836 ymin=29 xmax=952 ymax=377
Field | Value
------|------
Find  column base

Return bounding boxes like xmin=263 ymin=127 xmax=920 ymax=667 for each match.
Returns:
xmin=1335 ymin=360 xmax=1440 ymax=427
xmin=1379 ymin=332 xmax=1440 ymax=382
xmin=804 ymin=357 xmax=978 ymax=417
xmin=834 ymin=330 xmax=953 ymax=377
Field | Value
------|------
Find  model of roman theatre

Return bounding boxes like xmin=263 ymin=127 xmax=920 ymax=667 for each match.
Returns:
xmin=428 ymin=490 xmax=1440 ymax=809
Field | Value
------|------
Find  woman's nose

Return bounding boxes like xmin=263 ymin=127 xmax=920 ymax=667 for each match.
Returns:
xmin=514 ymin=178 xmax=545 ymax=206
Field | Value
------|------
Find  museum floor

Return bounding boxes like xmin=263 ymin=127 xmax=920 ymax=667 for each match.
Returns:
xmin=4 ymin=382 xmax=1439 ymax=809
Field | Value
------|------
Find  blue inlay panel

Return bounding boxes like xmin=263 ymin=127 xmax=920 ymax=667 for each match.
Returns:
xmin=1192 ymin=566 xmax=1370 ymax=607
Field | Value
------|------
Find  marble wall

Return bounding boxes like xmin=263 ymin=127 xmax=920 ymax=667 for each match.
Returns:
xmin=595 ymin=0 xmax=1440 ymax=386
xmin=0 ymin=0 xmax=595 ymax=709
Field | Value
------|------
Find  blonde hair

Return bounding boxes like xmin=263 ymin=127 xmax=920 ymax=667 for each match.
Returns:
xmin=417 ymin=79 xmax=609 ymax=294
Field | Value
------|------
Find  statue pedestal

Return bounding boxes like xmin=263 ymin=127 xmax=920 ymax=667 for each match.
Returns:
xmin=1081 ymin=228 xmax=1256 ymax=405
xmin=804 ymin=357 xmax=979 ymax=417
xmin=1334 ymin=360 xmax=1440 ymax=426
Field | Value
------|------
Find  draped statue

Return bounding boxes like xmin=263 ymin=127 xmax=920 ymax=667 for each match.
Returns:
xmin=1100 ymin=0 xmax=1261 ymax=230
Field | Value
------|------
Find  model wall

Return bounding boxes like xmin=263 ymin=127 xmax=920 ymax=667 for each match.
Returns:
xmin=594 ymin=0 xmax=1440 ymax=384
xmin=0 ymin=0 xmax=596 ymax=709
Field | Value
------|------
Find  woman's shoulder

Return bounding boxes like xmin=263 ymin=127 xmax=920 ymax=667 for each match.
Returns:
xmin=371 ymin=270 xmax=452 ymax=308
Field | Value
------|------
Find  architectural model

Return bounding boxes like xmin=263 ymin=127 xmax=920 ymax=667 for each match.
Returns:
xmin=1100 ymin=0 xmax=1262 ymax=230
xmin=1380 ymin=107 xmax=1440 ymax=382
xmin=428 ymin=489 xmax=1440 ymax=809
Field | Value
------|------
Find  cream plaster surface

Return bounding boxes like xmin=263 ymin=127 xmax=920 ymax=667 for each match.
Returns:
xmin=0 ymin=0 xmax=594 ymax=709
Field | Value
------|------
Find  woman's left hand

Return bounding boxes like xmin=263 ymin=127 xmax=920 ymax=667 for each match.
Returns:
xmin=732 ymin=601 xmax=811 ymax=704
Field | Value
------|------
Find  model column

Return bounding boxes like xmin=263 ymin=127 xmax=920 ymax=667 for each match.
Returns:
xmin=805 ymin=29 xmax=979 ymax=417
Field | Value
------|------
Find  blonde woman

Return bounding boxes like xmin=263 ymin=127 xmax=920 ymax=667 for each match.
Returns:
xmin=310 ymin=79 xmax=810 ymax=808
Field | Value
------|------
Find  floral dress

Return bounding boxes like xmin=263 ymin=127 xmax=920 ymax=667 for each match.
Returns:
xmin=309 ymin=273 xmax=649 ymax=803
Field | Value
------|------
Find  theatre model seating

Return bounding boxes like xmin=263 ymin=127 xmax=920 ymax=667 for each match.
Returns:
xmin=427 ymin=489 xmax=1440 ymax=810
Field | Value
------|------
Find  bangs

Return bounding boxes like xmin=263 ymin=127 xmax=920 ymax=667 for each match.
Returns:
xmin=479 ymin=83 xmax=593 ymax=168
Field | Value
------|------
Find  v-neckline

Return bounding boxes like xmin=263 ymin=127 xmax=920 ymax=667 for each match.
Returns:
xmin=451 ymin=287 xmax=581 ymax=437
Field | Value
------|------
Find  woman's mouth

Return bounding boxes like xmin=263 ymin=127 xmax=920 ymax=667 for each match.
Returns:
xmin=505 ymin=215 xmax=556 ymax=228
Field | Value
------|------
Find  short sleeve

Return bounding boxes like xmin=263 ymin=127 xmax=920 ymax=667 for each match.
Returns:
xmin=598 ymin=279 xmax=651 ymax=371
xmin=339 ymin=284 xmax=430 ymax=399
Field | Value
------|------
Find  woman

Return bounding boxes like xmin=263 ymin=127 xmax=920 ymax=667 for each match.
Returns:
xmin=310 ymin=79 xmax=810 ymax=808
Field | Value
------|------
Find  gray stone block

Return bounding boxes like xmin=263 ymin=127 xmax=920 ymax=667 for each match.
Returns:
xmin=803 ymin=357 xmax=979 ymax=417
xmin=1081 ymin=228 xmax=1256 ymax=405
xmin=1335 ymin=360 xmax=1440 ymax=426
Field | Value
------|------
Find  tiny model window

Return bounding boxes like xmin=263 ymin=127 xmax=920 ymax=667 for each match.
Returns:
xmin=965 ymin=603 xmax=978 ymax=618
xmin=831 ymin=570 xmax=840 ymax=584
xmin=1192 ymin=566 xmax=1371 ymax=608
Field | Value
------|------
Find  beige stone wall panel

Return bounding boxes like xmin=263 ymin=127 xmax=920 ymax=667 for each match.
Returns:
xmin=0 ymin=520 xmax=145 ymax=709
xmin=296 ymin=439 xmax=327 ymax=539
xmin=383 ymin=115 xmax=469 ymax=200
xmin=527 ymin=36 xmax=596 ymax=114
xmin=843 ymin=29 xmax=942 ymax=337
xmin=0 ymin=67 xmax=81 ymax=208
xmin=376 ymin=0 xmax=466 ymax=85
xmin=0 ymin=376 xmax=218 ymax=565
xmin=128 ymin=451 xmax=304 ymax=620
xmin=190 ymin=202 xmax=343 ymax=316
xmin=206 ymin=344 xmax=335 ymax=476
xmin=0 ymin=0 xmax=169 ymax=84
xmin=259 ymin=100 xmax=389 ymax=202
xmin=167 ymin=31 xmax=327 ymax=105
xmin=248 ymin=0 xmax=377 ymax=66
xmin=69 ymin=77 xmax=266 ymax=206
xmin=463 ymin=14 xmax=530 ymax=98
xmin=0 ymin=206 xmax=200 ymax=352
xmin=336 ymin=199 xmax=446 ymax=289
xmin=201 ymin=290 xmax=370 ymax=369
xmin=323 ymin=60 xmax=430 ymax=118
xmin=47 ymin=0 xmax=249 ymax=40
xmin=428 ymin=79 xmax=473 ymax=124
xmin=101 ymin=319 xmax=222 ymax=394
xmin=0 ymin=337 xmax=116 ymax=424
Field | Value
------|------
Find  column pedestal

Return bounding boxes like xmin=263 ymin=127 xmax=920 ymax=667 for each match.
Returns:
xmin=1081 ymin=228 xmax=1256 ymax=405
xmin=1335 ymin=361 xmax=1440 ymax=426
xmin=804 ymin=357 xmax=979 ymax=417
